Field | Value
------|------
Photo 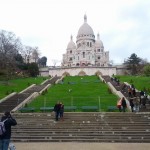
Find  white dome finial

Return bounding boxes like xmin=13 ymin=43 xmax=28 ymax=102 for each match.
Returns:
xmin=84 ymin=14 xmax=87 ymax=23
xmin=97 ymin=33 xmax=100 ymax=40
xmin=70 ymin=35 xmax=73 ymax=41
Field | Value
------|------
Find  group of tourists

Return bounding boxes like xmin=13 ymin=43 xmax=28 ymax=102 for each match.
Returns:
xmin=128 ymin=84 xmax=149 ymax=111
xmin=119 ymin=81 xmax=150 ymax=112
xmin=53 ymin=101 xmax=64 ymax=121
xmin=111 ymin=76 xmax=120 ymax=86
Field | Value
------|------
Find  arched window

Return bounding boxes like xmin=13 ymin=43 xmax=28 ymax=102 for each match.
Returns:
xmin=87 ymin=42 xmax=89 ymax=46
xmin=83 ymin=52 xmax=85 ymax=58
xmin=90 ymin=42 xmax=92 ymax=47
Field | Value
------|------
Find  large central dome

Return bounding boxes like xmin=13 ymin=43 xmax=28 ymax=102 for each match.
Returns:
xmin=77 ymin=14 xmax=95 ymax=41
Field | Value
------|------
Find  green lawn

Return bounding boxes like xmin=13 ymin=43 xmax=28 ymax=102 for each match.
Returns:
xmin=28 ymin=76 xmax=119 ymax=111
xmin=0 ymin=77 xmax=49 ymax=99
xmin=2 ymin=75 xmax=149 ymax=112
xmin=115 ymin=75 xmax=150 ymax=94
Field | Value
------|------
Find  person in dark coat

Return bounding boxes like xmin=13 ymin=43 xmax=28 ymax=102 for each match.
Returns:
xmin=121 ymin=97 xmax=127 ymax=112
xmin=129 ymin=98 xmax=134 ymax=112
xmin=53 ymin=101 xmax=61 ymax=121
xmin=59 ymin=102 xmax=64 ymax=121
xmin=0 ymin=111 xmax=17 ymax=150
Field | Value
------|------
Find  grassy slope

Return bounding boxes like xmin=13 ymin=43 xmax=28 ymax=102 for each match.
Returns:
xmin=0 ymin=77 xmax=49 ymax=99
xmin=28 ymin=76 xmax=118 ymax=111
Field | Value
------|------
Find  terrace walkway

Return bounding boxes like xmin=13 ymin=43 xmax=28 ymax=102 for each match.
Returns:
xmin=0 ymin=76 xmax=61 ymax=112
xmin=14 ymin=142 xmax=150 ymax=150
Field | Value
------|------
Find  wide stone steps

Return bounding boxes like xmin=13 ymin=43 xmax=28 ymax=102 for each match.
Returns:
xmin=8 ymin=112 xmax=150 ymax=143
xmin=10 ymin=136 xmax=150 ymax=143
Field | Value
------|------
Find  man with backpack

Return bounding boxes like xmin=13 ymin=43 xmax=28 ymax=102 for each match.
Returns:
xmin=0 ymin=111 xmax=17 ymax=150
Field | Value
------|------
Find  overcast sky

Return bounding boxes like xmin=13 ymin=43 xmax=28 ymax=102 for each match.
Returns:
xmin=0 ymin=0 xmax=150 ymax=66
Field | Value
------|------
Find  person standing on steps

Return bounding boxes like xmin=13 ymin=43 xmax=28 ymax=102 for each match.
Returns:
xmin=121 ymin=97 xmax=127 ymax=112
xmin=117 ymin=98 xmax=122 ymax=112
xmin=129 ymin=98 xmax=134 ymax=112
xmin=0 ymin=111 xmax=17 ymax=150
xmin=53 ymin=101 xmax=61 ymax=121
xmin=60 ymin=102 xmax=64 ymax=121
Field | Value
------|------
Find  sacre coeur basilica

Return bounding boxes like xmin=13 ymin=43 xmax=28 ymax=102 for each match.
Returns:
xmin=41 ymin=15 xmax=125 ymax=77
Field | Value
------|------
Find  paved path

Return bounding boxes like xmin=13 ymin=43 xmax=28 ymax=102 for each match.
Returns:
xmin=14 ymin=143 xmax=150 ymax=150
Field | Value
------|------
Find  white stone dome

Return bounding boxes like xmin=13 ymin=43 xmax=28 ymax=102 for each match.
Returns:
xmin=67 ymin=35 xmax=76 ymax=49
xmin=77 ymin=15 xmax=95 ymax=41
xmin=95 ymin=33 xmax=104 ymax=48
xmin=77 ymin=23 xmax=94 ymax=36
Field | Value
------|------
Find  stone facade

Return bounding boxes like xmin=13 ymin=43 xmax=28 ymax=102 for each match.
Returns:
xmin=40 ymin=66 xmax=127 ymax=77
xmin=62 ymin=14 xmax=109 ymax=67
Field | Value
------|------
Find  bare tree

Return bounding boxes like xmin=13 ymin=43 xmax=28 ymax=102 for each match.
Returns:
xmin=0 ymin=30 xmax=22 ymax=79
xmin=52 ymin=59 xmax=59 ymax=67
xmin=32 ymin=47 xmax=40 ymax=63
xmin=22 ymin=46 xmax=40 ymax=64
xmin=22 ymin=46 xmax=33 ymax=64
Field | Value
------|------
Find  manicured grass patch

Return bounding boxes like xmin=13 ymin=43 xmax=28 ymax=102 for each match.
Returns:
xmin=27 ymin=76 xmax=118 ymax=112
xmin=0 ymin=77 xmax=49 ymax=100
xmin=116 ymin=75 xmax=150 ymax=94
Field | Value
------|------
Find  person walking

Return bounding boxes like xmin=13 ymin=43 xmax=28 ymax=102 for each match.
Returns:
xmin=53 ymin=101 xmax=61 ymax=121
xmin=134 ymin=97 xmax=140 ymax=112
xmin=117 ymin=98 xmax=122 ymax=112
xmin=60 ymin=102 xmax=64 ymax=121
xmin=0 ymin=111 xmax=17 ymax=150
xmin=121 ymin=97 xmax=127 ymax=112
xmin=129 ymin=98 xmax=134 ymax=112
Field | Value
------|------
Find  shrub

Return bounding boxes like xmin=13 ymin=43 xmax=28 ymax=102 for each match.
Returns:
xmin=5 ymin=91 xmax=9 ymax=95
xmin=24 ymin=103 xmax=28 ymax=107
xmin=130 ymin=79 xmax=133 ymax=84
xmin=144 ymin=64 xmax=150 ymax=76
xmin=11 ymin=89 xmax=14 ymax=93
xmin=107 ymin=87 xmax=112 ymax=94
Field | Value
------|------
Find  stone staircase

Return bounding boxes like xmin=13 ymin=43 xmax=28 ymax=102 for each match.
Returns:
xmin=10 ymin=112 xmax=150 ymax=142
xmin=102 ymin=75 xmax=150 ymax=112
xmin=0 ymin=76 xmax=61 ymax=112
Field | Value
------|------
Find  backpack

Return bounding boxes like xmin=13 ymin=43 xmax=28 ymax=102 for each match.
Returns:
xmin=0 ymin=119 xmax=8 ymax=135
xmin=9 ymin=143 xmax=16 ymax=150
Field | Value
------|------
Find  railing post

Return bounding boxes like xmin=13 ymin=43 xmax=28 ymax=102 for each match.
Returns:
xmin=71 ymin=96 xmax=73 ymax=106
xmin=44 ymin=97 xmax=46 ymax=112
xmin=98 ymin=96 xmax=101 ymax=112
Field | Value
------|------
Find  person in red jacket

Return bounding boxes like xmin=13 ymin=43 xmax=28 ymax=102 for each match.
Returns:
xmin=0 ymin=111 xmax=17 ymax=150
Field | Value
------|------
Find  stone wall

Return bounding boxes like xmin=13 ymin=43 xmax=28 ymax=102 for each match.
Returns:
xmin=39 ymin=65 xmax=128 ymax=77
xmin=48 ymin=67 xmax=117 ymax=76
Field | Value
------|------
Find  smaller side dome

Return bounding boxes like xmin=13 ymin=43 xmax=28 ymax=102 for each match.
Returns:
xmin=95 ymin=33 xmax=104 ymax=48
xmin=67 ymin=35 xmax=76 ymax=49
